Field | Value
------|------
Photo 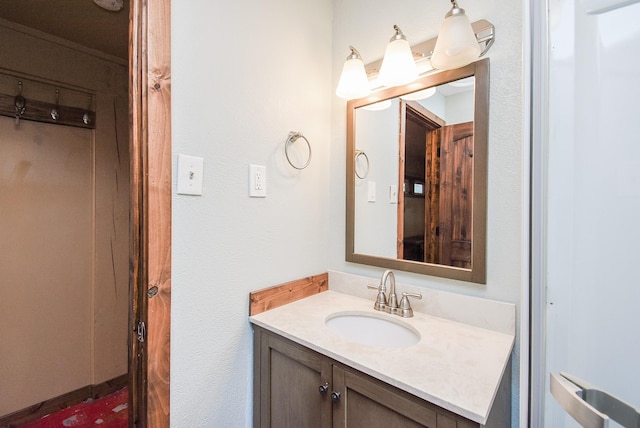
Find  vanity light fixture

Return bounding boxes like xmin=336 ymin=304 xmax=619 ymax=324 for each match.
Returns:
xmin=430 ymin=0 xmax=481 ymax=70
xmin=336 ymin=46 xmax=371 ymax=100
xmin=379 ymin=25 xmax=419 ymax=88
xmin=336 ymin=14 xmax=494 ymax=100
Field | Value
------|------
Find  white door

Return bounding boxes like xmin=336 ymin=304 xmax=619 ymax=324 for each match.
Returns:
xmin=543 ymin=0 xmax=640 ymax=426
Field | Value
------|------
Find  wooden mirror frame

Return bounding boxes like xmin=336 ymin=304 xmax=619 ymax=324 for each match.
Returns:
xmin=346 ymin=58 xmax=489 ymax=283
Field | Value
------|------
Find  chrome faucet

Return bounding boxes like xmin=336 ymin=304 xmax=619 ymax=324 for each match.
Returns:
xmin=382 ymin=270 xmax=399 ymax=315
xmin=367 ymin=270 xmax=422 ymax=317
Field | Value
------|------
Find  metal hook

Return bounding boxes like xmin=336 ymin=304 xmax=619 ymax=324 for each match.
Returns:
xmin=51 ymin=90 xmax=60 ymax=121
xmin=82 ymin=95 xmax=92 ymax=125
xmin=14 ymin=81 xmax=26 ymax=125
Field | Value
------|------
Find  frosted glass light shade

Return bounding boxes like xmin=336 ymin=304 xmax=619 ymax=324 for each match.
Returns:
xmin=336 ymin=54 xmax=371 ymax=100
xmin=379 ymin=28 xmax=418 ymax=87
xmin=431 ymin=9 xmax=481 ymax=70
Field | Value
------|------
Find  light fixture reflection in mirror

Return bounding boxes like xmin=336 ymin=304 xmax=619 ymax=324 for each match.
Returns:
xmin=362 ymin=99 xmax=392 ymax=111
xmin=346 ymin=59 xmax=488 ymax=284
xmin=400 ymin=87 xmax=436 ymax=101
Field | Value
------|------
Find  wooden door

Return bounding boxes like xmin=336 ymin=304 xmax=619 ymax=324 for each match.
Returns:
xmin=424 ymin=127 xmax=442 ymax=264
xmin=439 ymin=122 xmax=473 ymax=268
xmin=255 ymin=329 xmax=332 ymax=428
xmin=332 ymin=366 xmax=438 ymax=428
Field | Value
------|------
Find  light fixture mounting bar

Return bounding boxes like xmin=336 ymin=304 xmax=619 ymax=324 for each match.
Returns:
xmin=364 ymin=19 xmax=494 ymax=78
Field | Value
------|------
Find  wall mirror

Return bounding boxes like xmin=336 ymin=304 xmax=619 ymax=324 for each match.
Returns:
xmin=346 ymin=58 xmax=488 ymax=283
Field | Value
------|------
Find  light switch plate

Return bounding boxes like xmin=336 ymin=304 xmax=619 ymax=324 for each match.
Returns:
xmin=389 ymin=184 xmax=398 ymax=204
xmin=177 ymin=154 xmax=204 ymax=195
xmin=367 ymin=181 xmax=376 ymax=202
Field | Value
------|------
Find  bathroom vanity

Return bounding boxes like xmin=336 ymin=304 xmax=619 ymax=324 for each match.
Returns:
xmin=250 ymin=290 xmax=514 ymax=427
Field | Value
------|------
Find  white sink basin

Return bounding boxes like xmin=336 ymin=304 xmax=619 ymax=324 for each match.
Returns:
xmin=325 ymin=311 xmax=421 ymax=348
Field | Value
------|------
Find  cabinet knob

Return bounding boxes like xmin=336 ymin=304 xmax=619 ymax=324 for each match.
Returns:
xmin=331 ymin=391 xmax=341 ymax=402
xmin=318 ymin=383 xmax=329 ymax=395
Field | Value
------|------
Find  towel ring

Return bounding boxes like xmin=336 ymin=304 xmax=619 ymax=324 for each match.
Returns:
xmin=285 ymin=131 xmax=312 ymax=170
xmin=355 ymin=150 xmax=369 ymax=179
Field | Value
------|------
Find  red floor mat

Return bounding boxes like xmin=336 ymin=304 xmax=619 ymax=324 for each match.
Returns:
xmin=22 ymin=388 xmax=128 ymax=427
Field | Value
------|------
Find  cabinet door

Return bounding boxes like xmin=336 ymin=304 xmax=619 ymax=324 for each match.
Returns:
xmin=256 ymin=329 xmax=332 ymax=428
xmin=331 ymin=366 xmax=478 ymax=428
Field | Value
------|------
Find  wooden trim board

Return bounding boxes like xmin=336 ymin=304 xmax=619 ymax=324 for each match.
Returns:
xmin=0 ymin=374 xmax=128 ymax=428
xmin=128 ymin=0 xmax=172 ymax=427
xmin=249 ymin=273 xmax=329 ymax=316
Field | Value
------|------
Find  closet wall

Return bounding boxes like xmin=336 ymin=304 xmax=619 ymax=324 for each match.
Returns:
xmin=0 ymin=20 xmax=129 ymax=416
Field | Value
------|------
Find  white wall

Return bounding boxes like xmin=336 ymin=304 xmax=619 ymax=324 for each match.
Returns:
xmin=172 ymin=0 xmax=524 ymax=425
xmin=171 ymin=0 xmax=332 ymax=426
xmin=329 ymin=0 xmax=525 ymax=423
xmin=354 ymin=99 xmax=399 ymax=257
xmin=445 ymin=90 xmax=475 ymax=124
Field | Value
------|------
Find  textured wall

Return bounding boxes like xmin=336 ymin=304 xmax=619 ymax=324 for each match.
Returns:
xmin=170 ymin=0 xmax=333 ymax=426
xmin=171 ymin=0 xmax=524 ymax=425
xmin=329 ymin=0 xmax=525 ymax=424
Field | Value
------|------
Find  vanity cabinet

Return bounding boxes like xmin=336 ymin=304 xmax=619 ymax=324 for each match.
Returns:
xmin=254 ymin=326 xmax=332 ymax=427
xmin=253 ymin=326 xmax=483 ymax=428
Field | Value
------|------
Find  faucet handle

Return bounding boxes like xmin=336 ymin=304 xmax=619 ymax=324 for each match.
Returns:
xmin=387 ymin=290 xmax=399 ymax=314
xmin=399 ymin=292 xmax=422 ymax=318
xmin=367 ymin=284 xmax=387 ymax=311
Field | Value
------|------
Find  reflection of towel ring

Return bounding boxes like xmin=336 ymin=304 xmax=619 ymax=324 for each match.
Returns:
xmin=285 ymin=131 xmax=312 ymax=170
xmin=355 ymin=150 xmax=369 ymax=179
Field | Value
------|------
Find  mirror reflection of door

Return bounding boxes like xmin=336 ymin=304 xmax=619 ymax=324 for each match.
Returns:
xmin=399 ymin=101 xmax=473 ymax=268
xmin=440 ymin=121 xmax=473 ymax=268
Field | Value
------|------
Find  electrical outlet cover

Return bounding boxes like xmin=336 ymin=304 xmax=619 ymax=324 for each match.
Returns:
xmin=249 ymin=164 xmax=267 ymax=197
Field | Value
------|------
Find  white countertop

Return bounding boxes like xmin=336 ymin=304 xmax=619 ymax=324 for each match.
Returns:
xmin=250 ymin=290 xmax=514 ymax=424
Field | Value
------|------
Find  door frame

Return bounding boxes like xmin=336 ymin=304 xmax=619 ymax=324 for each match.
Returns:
xmin=398 ymin=100 xmax=444 ymax=263
xmin=129 ymin=0 xmax=172 ymax=426
xmin=528 ymin=0 xmax=547 ymax=425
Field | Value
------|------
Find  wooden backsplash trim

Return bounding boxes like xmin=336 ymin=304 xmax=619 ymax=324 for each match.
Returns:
xmin=249 ymin=273 xmax=328 ymax=316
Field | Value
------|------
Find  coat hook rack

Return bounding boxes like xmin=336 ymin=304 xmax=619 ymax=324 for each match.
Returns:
xmin=0 ymin=79 xmax=96 ymax=129
xmin=285 ymin=131 xmax=312 ymax=170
